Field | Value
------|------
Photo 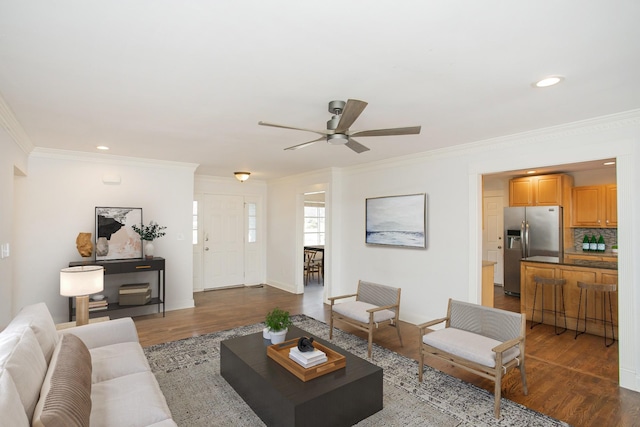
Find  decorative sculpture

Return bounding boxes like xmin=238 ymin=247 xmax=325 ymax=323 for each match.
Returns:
xmin=297 ymin=336 xmax=315 ymax=352
xmin=75 ymin=232 xmax=93 ymax=257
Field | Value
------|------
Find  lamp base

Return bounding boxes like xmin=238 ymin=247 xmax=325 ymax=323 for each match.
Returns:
xmin=75 ymin=295 xmax=90 ymax=326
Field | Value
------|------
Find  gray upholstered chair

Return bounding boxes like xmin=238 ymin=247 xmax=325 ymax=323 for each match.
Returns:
xmin=328 ymin=280 xmax=402 ymax=358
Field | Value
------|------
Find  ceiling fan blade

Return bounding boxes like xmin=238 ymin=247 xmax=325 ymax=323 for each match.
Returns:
xmin=351 ymin=126 xmax=421 ymax=138
xmin=284 ymin=136 xmax=325 ymax=151
xmin=345 ymin=138 xmax=370 ymax=153
xmin=258 ymin=121 xmax=329 ymax=136
xmin=335 ymin=99 xmax=368 ymax=133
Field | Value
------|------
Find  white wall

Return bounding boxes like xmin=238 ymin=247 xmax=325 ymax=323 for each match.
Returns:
xmin=13 ymin=149 xmax=197 ymax=322
xmin=0 ymin=129 xmax=28 ymax=326
xmin=266 ymin=110 xmax=640 ymax=392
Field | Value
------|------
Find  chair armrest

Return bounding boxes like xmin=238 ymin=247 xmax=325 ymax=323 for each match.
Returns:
xmin=328 ymin=293 xmax=358 ymax=304
xmin=58 ymin=318 xmax=140 ymax=349
xmin=416 ymin=317 xmax=449 ymax=333
xmin=366 ymin=304 xmax=398 ymax=313
xmin=492 ymin=336 xmax=523 ymax=354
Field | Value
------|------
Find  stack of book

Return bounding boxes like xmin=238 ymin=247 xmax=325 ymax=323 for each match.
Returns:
xmin=289 ymin=346 xmax=327 ymax=368
xmin=88 ymin=297 xmax=108 ymax=312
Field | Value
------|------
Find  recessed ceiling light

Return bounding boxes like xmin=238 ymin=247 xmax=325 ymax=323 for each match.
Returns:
xmin=604 ymin=161 xmax=616 ymax=166
xmin=96 ymin=146 xmax=109 ymax=150
xmin=533 ymin=76 xmax=564 ymax=88
xmin=526 ymin=170 xmax=537 ymax=174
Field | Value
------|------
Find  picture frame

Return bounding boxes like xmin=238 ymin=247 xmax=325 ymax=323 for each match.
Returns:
xmin=95 ymin=207 xmax=143 ymax=260
xmin=365 ymin=193 xmax=426 ymax=248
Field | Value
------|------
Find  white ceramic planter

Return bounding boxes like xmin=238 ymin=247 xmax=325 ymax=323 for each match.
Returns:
xmin=263 ymin=327 xmax=271 ymax=340
xmin=269 ymin=328 xmax=288 ymax=344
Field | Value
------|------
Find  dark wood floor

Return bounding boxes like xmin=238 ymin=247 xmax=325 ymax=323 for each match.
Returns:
xmin=134 ymin=283 xmax=640 ymax=427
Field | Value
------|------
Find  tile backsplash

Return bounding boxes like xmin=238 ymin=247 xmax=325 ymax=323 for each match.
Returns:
xmin=573 ymin=228 xmax=617 ymax=251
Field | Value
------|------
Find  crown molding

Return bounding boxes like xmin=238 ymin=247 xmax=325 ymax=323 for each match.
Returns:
xmin=30 ymin=147 xmax=199 ymax=172
xmin=0 ymin=92 xmax=34 ymax=155
xmin=343 ymin=109 xmax=640 ymax=177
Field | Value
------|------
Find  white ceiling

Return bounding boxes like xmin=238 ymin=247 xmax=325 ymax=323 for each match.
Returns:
xmin=1 ymin=1 xmax=639 ymax=180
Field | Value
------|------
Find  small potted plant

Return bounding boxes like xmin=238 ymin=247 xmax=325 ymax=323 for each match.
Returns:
xmin=611 ymin=244 xmax=618 ymax=254
xmin=264 ymin=307 xmax=292 ymax=344
xmin=131 ymin=221 xmax=167 ymax=259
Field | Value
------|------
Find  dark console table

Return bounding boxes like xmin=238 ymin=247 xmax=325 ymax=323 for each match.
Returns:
xmin=67 ymin=257 xmax=165 ymax=321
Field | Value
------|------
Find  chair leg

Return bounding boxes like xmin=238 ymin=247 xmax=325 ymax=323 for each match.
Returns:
xmin=418 ymin=348 xmax=424 ymax=382
xmin=494 ymin=372 xmax=502 ymax=418
xmin=329 ymin=311 xmax=334 ymax=340
xmin=575 ymin=288 xmax=587 ymax=339
xmin=395 ymin=321 xmax=403 ymax=347
xmin=367 ymin=329 xmax=373 ymax=358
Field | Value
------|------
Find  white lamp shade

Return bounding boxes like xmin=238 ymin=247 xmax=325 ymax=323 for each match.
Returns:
xmin=60 ymin=266 xmax=104 ymax=296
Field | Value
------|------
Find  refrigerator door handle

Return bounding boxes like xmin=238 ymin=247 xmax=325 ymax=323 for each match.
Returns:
xmin=525 ymin=222 xmax=531 ymax=257
xmin=520 ymin=220 xmax=526 ymax=258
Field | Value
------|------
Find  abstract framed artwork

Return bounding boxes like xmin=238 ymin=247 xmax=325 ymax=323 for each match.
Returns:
xmin=365 ymin=193 xmax=426 ymax=248
xmin=95 ymin=207 xmax=143 ymax=260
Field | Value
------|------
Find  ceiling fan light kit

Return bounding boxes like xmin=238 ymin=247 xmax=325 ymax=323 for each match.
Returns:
xmin=258 ymin=99 xmax=421 ymax=153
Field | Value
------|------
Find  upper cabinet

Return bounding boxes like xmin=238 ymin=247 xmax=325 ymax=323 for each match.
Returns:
xmin=571 ymin=184 xmax=617 ymax=227
xmin=509 ymin=174 xmax=573 ymax=207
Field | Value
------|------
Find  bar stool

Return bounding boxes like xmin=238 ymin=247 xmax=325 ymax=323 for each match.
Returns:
xmin=530 ymin=276 xmax=567 ymax=335
xmin=575 ymin=281 xmax=617 ymax=347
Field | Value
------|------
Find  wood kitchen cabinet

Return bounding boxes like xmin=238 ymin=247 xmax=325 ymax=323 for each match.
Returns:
xmin=570 ymin=184 xmax=617 ymax=227
xmin=509 ymin=174 xmax=573 ymax=207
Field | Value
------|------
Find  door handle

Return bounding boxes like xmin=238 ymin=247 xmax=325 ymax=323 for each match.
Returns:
xmin=498 ymin=246 xmax=502 ymax=249
xmin=205 ymin=247 xmax=210 ymax=251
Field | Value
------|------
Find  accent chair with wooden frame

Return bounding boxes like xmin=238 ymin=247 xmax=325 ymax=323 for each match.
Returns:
xmin=417 ymin=299 xmax=528 ymax=418
xmin=328 ymin=280 xmax=403 ymax=358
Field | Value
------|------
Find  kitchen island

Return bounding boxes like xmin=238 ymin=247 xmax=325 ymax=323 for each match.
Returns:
xmin=520 ymin=256 xmax=618 ymax=338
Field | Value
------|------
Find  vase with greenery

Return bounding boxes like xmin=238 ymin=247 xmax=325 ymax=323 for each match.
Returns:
xmin=131 ymin=221 xmax=167 ymax=259
xmin=264 ymin=307 xmax=292 ymax=344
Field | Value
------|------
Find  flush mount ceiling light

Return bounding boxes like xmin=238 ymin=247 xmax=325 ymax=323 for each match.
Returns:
xmin=234 ymin=171 xmax=251 ymax=182
xmin=526 ymin=170 xmax=537 ymax=174
xmin=533 ymin=75 xmax=565 ymax=88
xmin=96 ymin=145 xmax=109 ymax=150
xmin=603 ymin=161 xmax=616 ymax=166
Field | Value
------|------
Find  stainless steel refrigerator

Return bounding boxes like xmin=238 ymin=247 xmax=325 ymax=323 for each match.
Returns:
xmin=503 ymin=206 xmax=563 ymax=296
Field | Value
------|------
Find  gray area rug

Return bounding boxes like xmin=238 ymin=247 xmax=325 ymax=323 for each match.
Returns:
xmin=144 ymin=315 xmax=570 ymax=427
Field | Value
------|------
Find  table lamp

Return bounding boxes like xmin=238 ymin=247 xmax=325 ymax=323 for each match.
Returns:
xmin=60 ymin=265 xmax=104 ymax=326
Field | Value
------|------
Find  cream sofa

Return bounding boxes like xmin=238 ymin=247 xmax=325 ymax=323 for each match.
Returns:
xmin=0 ymin=303 xmax=176 ymax=427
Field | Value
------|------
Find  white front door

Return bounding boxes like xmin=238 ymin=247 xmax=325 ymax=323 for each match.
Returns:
xmin=483 ymin=196 xmax=504 ymax=285
xmin=203 ymin=195 xmax=245 ymax=289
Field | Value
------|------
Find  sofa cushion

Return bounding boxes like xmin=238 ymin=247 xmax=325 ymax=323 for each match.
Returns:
xmin=422 ymin=327 xmax=520 ymax=368
xmin=90 ymin=371 xmax=174 ymax=427
xmin=332 ymin=300 xmax=396 ymax=324
xmin=0 ymin=369 xmax=30 ymax=427
xmin=89 ymin=342 xmax=151 ymax=383
xmin=0 ymin=326 xmax=48 ymax=421
xmin=33 ymin=333 xmax=92 ymax=427
xmin=5 ymin=303 xmax=58 ymax=363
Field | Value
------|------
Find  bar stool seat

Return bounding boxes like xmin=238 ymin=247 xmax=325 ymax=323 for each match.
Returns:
xmin=530 ymin=276 xmax=567 ymax=335
xmin=575 ymin=281 xmax=617 ymax=347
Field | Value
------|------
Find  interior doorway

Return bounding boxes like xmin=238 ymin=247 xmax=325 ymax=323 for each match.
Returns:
xmin=303 ymin=191 xmax=325 ymax=292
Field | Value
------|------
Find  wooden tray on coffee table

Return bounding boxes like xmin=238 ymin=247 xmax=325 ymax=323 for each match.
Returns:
xmin=267 ymin=338 xmax=346 ymax=382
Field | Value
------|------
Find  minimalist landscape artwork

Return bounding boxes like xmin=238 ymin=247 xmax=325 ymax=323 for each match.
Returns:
xmin=95 ymin=207 xmax=143 ymax=260
xmin=366 ymin=194 xmax=426 ymax=248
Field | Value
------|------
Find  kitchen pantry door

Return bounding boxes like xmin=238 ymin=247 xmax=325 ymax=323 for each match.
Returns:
xmin=203 ymin=195 xmax=244 ymax=289
xmin=483 ymin=196 xmax=504 ymax=286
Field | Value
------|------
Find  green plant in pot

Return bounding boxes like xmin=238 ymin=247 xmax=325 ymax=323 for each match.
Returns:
xmin=264 ymin=307 xmax=292 ymax=344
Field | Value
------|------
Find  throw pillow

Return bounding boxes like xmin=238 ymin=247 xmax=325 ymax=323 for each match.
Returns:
xmin=32 ymin=334 xmax=92 ymax=427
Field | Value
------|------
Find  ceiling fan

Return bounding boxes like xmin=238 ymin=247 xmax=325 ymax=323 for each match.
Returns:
xmin=258 ymin=99 xmax=421 ymax=153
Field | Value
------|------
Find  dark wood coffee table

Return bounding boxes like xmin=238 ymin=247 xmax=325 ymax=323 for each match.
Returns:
xmin=220 ymin=325 xmax=383 ymax=427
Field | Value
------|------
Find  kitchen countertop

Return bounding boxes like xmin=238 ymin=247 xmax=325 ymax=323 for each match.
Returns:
xmin=522 ymin=255 xmax=618 ymax=270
